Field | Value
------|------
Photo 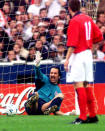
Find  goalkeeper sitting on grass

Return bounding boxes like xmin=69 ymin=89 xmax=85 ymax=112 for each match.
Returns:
xmin=25 ymin=51 xmax=64 ymax=115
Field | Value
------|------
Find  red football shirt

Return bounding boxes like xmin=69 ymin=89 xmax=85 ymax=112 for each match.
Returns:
xmin=67 ymin=13 xmax=103 ymax=53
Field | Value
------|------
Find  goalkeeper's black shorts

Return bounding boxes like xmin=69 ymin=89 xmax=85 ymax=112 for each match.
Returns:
xmin=25 ymin=98 xmax=46 ymax=115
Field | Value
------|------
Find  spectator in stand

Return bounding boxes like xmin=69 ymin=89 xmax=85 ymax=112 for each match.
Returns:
xmin=56 ymin=26 xmax=66 ymax=43
xmin=0 ymin=50 xmax=3 ymax=62
xmin=0 ymin=42 xmax=4 ymax=61
xmin=98 ymin=25 xmax=105 ymax=54
xmin=7 ymin=25 xmax=17 ymax=40
xmin=22 ymin=13 xmax=29 ymax=24
xmin=13 ymin=44 xmax=24 ymax=61
xmin=15 ymin=37 xmax=25 ymax=49
xmin=59 ymin=9 xmax=69 ymax=34
xmin=35 ymin=40 xmax=48 ymax=60
xmin=31 ymin=15 xmax=40 ymax=26
xmin=13 ymin=0 xmax=30 ymax=13
xmin=52 ymin=15 xmax=60 ymax=26
xmin=26 ymin=31 xmax=40 ymax=49
xmin=16 ymin=21 xmax=24 ymax=37
xmin=57 ymin=13 xmax=68 ymax=34
xmin=23 ymin=0 xmax=31 ymax=10
xmin=0 ymin=27 xmax=10 ymax=57
xmin=92 ymin=44 xmax=105 ymax=60
xmin=0 ymin=27 xmax=9 ymax=44
xmin=18 ymin=5 xmax=27 ymax=14
xmin=42 ymin=18 xmax=51 ymax=28
xmin=32 ymin=25 xmax=38 ymax=33
xmin=2 ymin=1 xmax=12 ymax=23
xmin=57 ymin=19 xmax=67 ymax=35
xmin=38 ymin=22 xmax=47 ymax=36
xmin=0 ymin=9 xmax=7 ymax=28
xmin=15 ymin=11 xmax=23 ymax=21
xmin=50 ymin=35 xmax=61 ymax=51
xmin=57 ymin=20 xmax=65 ymax=29
xmin=23 ymin=21 xmax=33 ymax=41
xmin=15 ymin=37 xmax=29 ymax=60
xmin=45 ymin=0 xmax=67 ymax=19
xmin=4 ymin=50 xmax=17 ymax=62
xmin=0 ymin=1 xmax=4 ymax=8
xmin=100 ymin=25 xmax=105 ymax=40
xmin=26 ymin=46 xmax=36 ymax=62
xmin=32 ymin=31 xmax=40 ymax=42
xmin=40 ymin=35 xmax=49 ymax=50
xmin=23 ymin=23 xmax=38 ymax=43
xmin=46 ymin=24 xmax=56 ymax=43
xmin=5 ymin=20 xmax=17 ymax=37
xmin=9 ymin=28 xmax=18 ymax=43
xmin=97 ymin=11 xmax=105 ymax=25
xmin=0 ymin=42 xmax=4 ymax=52
xmin=54 ymin=42 xmax=66 ymax=62
xmin=39 ymin=8 xmax=48 ymax=19
xmin=66 ymin=13 xmax=71 ymax=25
xmin=102 ymin=41 xmax=105 ymax=54
xmin=27 ymin=0 xmax=46 ymax=19
xmin=80 ymin=7 xmax=87 ymax=15
xmin=48 ymin=48 xmax=57 ymax=61
xmin=59 ymin=8 xmax=67 ymax=22
xmin=7 ymin=28 xmax=19 ymax=52
xmin=96 ymin=20 xmax=104 ymax=28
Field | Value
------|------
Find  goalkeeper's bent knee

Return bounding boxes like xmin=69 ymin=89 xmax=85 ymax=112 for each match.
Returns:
xmin=50 ymin=97 xmax=63 ymax=109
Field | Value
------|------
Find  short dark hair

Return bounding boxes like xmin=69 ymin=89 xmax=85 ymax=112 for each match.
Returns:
xmin=40 ymin=8 xmax=48 ymax=14
xmin=50 ymin=66 xmax=61 ymax=76
xmin=68 ymin=0 xmax=80 ymax=12
xmin=97 ymin=11 xmax=105 ymax=19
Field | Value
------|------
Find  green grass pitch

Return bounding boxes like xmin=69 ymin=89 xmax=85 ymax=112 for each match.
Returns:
xmin=0 ymin=115 xmax=105 ymax=131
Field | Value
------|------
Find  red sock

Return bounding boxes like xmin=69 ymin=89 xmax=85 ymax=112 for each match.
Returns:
xmin=85 ymin=87 xmax=97 ymax=117
xmin=76 ymin=88 xmax=87 ymax=120
xmin=31 ymin=0 xmax=34 ymax=4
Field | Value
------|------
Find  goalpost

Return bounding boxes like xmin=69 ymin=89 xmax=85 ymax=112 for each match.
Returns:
xmin=80 ymin=0 xmax=100 ymax=22
xmin=0 ymin=0 xmax=101 ymax=115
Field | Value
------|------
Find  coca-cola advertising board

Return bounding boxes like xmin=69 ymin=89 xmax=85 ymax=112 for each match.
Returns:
xmin=0 ymin=84 xmax=105 ymax=115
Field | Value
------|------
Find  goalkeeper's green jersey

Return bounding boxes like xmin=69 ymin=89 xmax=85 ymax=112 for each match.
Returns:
xmin=34 ymin=66 xmax=62 ymax=102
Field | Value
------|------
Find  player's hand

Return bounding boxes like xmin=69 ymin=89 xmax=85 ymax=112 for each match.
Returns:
xmin=64 ymin=60 xmax=69 ymax=72
xmin=35 ymin=51 xmax=42 ymax=66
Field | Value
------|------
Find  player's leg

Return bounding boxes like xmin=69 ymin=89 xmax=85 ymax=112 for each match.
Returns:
xmin=72 ymin=82 xmax=87 ymax=124
xmin=84 ymin=83 xmax=98 ymax=123
xmin=24 ymin=92 xmax=39 ymax=115
xmin=68 ymin=52 xmax=87 ymax=124
xmin=42 ymin=93 xmax=64 ymax=115
xmin=84 ymin=50 xmax=98 ymax=123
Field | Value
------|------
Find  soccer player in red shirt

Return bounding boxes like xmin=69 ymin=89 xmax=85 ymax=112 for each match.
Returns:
xmin=64 ymin=0 xmax=103 ymax=124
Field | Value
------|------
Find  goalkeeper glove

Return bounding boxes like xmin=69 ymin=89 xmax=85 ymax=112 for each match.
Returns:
xmin=34 ymin=51 xmax=42 ymax=66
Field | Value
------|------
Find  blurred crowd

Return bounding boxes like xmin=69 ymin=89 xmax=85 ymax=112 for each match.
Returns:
xmin=0 ymin=0 xmax=105 ymax=63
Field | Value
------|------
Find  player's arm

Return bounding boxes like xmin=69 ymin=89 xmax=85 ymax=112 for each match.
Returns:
xmin=34 ymin=66 xmax=47 ymax=81
xmin=64 ymin=19 xmax=79 ymax=71
xmin=64 ymin=47 xmax=75 ymax=72
xmin=34 ymin=51 xmax=48 ymax=82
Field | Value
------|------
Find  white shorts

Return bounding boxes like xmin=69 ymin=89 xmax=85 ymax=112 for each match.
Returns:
xmin=66 ymin=50 xmax=94 ymax=83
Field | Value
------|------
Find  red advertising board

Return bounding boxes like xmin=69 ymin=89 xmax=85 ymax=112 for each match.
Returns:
xmin=0 ymin=84 xmax=105 ymax=115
